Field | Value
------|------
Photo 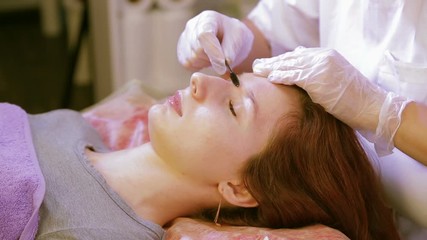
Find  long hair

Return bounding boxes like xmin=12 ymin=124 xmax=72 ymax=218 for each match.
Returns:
xmin=203 ymin=87 xmax=400 ymax=240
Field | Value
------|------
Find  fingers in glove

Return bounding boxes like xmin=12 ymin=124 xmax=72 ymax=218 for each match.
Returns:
xmin=184 ymin=48 xmax=212 ymax=70
xmin=253 ymin=55 xmax=304 ymax=76
xmin=177 ymin=11 xmax=225 ymax=72
xmin=252 ymin=47 xmax=330 ymax=75
xmin=177 ymin=34 xmax=196 ymax=68
xmin=199 ymin=32 xmax=226 ymax=74
xmin=177 ymin=32 xmax=210 ymax=70
xmin=268 ymin=69 xmax=316 ymax=93
xmin=268 ymin=69 xmax=302 ymax=84
xmin=221 ymin=20 xmax=254 ymax=70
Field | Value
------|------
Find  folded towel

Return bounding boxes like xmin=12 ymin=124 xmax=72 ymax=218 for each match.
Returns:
xmin=0 ymin=103 xmax=45 ymax=240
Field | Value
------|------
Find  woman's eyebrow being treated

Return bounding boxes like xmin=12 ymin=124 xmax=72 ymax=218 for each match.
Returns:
xmin=2 ymin=1 xmax=427 ymax=240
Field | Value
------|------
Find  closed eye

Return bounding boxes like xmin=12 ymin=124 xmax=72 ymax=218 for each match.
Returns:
xmin=229 ymin=100 xmax=237 ymax=117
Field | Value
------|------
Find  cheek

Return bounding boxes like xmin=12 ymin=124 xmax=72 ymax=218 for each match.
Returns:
xmin=147 ymin=106 xmax=163 ymax=143
xmin=147 ymin=106 xmax=175 ymax=157
xmin=148 ymin=108 xmax=220 ymax=160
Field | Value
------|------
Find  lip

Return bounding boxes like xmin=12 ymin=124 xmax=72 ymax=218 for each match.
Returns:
xmin=167 ymin=91 xmax=182 ymax=117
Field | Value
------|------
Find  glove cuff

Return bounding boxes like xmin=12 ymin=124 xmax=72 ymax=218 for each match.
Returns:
xmin=372 ymin=92 xmax=412 ymax=156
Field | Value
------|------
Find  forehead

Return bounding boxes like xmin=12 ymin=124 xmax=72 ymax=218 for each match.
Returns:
xmin=240 ymin=73 xmax=301 ymax=118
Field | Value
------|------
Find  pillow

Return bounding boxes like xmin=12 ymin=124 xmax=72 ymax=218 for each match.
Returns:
xmin=165 ymin=218 xmax=350 ymax=240
xmin=82 ymin=80 xmax=158 ymax=150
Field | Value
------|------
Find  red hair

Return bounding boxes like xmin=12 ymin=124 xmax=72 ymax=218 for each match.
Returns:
xmin=213 ymin=87 xmax=400 ymax=240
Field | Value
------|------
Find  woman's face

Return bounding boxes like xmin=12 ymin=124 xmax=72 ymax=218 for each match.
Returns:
xmin=148 ymin=72 xmax=301 ymax=184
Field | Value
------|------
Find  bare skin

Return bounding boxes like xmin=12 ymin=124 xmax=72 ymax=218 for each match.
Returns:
xmin=394 ymin=101 xmax=427 ymax=166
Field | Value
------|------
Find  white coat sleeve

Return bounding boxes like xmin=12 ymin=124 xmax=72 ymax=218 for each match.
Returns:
xmin=359 ymin=134 xmax=427 ymax=229
xmin=247 ymin=0 xmax=320 ymax=56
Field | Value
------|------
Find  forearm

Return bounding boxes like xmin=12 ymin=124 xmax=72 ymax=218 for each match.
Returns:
xmin=394 ymin=101 xmax=427 ymax=166
xmin=234 ymin=19 xmax=272 ymax=73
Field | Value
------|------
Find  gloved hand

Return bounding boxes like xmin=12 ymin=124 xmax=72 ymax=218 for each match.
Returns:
xmin=177 ymin=10 xmax=254 ymax=75
xmin=253 ymin=47 xmax=411 ymax=156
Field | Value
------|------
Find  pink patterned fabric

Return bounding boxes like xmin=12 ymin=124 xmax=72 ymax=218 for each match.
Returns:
xmin=165 ymin=218 xmax=350 ymax=240
xmin=82 ymin=81 xmax=156 ymax=150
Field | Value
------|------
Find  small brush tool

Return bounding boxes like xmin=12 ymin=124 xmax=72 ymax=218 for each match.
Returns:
xmin=225 ymin=60 xmax=240 ymax=87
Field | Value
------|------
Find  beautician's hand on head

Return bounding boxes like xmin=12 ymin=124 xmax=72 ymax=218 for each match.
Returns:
xmin=253 ymin=47 xmax=411 ymax=156
xmin=177 ymin=10 xmax=254 ymax=75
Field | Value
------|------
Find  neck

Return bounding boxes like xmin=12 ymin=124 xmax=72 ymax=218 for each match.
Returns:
xmin=87 ymin=143 xmax=217 ymax=226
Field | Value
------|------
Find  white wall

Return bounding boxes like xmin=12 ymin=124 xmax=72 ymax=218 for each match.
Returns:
xmin=88 ymin=0 xmax=258 ymax=101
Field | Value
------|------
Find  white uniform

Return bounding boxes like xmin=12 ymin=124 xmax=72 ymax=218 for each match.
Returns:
xmin=248 ymin=0 xmax=427 ymax=239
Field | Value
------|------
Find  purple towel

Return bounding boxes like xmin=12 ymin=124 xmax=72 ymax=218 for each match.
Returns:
xmin=0 ymin=103 xmax=45 ymax=240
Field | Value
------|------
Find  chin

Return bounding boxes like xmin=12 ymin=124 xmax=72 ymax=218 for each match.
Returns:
xmin=148 ymin=104 xmax=165 ymax=120
xmin=147 ymin=108 xmax=170 ymax=144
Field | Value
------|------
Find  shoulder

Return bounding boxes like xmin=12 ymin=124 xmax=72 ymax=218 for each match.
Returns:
xmin=29 ymin=109 xmax=83 ymax=123
xmin=29 ymin=109 xmax=91 ymax=132
xmin=36 ymin=227 xmax=164 ymax=240
xmin=28 ymin=109 xmax=103 ymax=149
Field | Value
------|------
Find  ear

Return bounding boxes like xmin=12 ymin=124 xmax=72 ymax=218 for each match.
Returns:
xmin=218 ymin=180 xmax=258 ymax=208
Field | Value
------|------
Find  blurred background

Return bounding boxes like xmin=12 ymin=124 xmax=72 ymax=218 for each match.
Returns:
xmin=0 ymin=0 xmax=257 ymax=114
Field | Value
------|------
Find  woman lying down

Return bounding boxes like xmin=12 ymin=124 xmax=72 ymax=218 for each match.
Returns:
xmin=1 ymin=72 xmax=400 ymax=239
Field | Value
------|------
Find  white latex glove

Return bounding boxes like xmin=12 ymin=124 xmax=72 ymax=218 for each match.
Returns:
xmin=253 ymin=47 xmax=411 ymax=156
xmin=177 ymin=10 xmax=254 ymax=75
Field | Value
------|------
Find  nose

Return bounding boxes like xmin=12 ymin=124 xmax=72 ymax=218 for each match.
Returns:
xmin=190 ymin=72 xmax=230 ymax=101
